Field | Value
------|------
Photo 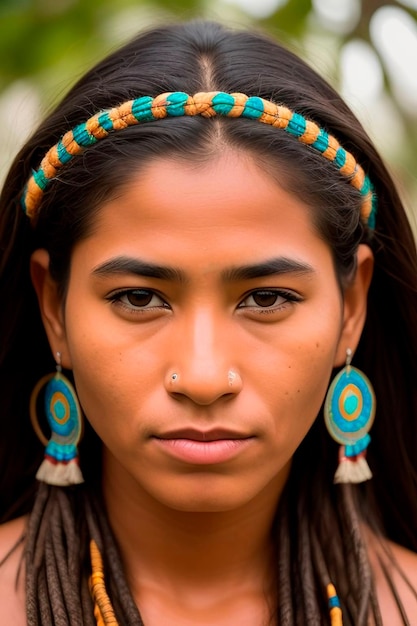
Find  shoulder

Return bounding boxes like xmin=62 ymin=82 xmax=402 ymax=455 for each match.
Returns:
xmin=367 ymin=531 xmax=417 ymax=625
xmin=0 ymin=516 xmax=26 ymax=626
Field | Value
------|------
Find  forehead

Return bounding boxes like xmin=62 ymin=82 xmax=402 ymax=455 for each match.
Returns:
xmin=74 ymin=150 xmax=333 ymax=275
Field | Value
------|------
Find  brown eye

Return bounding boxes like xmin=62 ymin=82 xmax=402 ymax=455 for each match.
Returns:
xmin=125 ymin=290 xmax=154 ymax=307
xmin=238 ymin=289 xmax=300 ymax=311
xmin=113 ymin=289 xmax=167 ymax=309
xmin=251 ymin=290 xmax=281 ymax=307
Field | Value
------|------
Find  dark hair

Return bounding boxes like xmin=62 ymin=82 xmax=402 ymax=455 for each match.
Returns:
xmin=1 ymin=19 xmax=417 ymax=625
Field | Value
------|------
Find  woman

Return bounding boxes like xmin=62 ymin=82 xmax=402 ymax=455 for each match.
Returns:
xmin=0 ymin=18 xmax=416 ymax=625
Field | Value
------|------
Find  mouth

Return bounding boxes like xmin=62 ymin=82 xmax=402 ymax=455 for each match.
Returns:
xmin=152 ymin=428 xmax=255 ymax=465
xmin=155 ymin=428 xmax=251 ymax=442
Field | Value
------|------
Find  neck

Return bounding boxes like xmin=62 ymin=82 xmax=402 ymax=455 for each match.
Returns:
xmin=101 ymin=451 xmax=286 ymax=598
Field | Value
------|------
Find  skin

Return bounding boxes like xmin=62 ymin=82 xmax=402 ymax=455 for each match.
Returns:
xmin=2 ymin=149 xmax=416 ymax=623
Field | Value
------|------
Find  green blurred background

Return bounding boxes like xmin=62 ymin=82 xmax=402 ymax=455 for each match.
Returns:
xmin=1 ymin=0 xmax=416 ymax=223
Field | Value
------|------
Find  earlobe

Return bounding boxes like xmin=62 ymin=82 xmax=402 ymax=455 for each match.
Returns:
xmin=334 ymin=244 xmax=374 ymax=367
xmin=30 ymin=249 xmax=71 ymax=367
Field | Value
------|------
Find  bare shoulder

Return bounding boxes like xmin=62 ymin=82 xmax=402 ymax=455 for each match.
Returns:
xmin=0 ymin=516 xmax=27 ymax=625
xmin=388 ymin=540 xmax=417 ymax=583
xmin=367 ymin=531 xmax=417 ymax=624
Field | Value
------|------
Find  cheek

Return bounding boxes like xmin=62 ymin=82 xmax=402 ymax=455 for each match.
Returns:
xmin=273 ymin=349 xmax=334 ymax=432
xmin=292 ymin=348 xmax=335 ymax=419
xmin=61 ymin=304 xmax=132 ymax=435
xmin=253 ymin=317 xmax=342 ymax=452
xmin=249 ymin=355 xmax=333 ymax=480
xmin=63 ymin=312 xmax=165 ymax=451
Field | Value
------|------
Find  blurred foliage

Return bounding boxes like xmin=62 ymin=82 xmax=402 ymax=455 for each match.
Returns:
xmin=0 ymin=0 xmax=416 ymax=216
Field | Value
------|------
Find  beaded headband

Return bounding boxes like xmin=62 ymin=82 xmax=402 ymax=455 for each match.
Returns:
xmin=21 ymin=91 xmax=376 ymax=227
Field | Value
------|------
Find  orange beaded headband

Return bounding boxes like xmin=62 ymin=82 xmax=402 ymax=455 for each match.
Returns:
xmin=21 ymin=91 xmax=376 ymax=227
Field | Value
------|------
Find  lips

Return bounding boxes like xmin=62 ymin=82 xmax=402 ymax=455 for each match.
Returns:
xmin=155 ymin=428 xmax=250 ymax=442
xmin=152 ymin=428 xmax=255 ymax=465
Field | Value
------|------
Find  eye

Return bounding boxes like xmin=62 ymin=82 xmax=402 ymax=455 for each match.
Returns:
xmin=239 ymin=289 xmax=301 ymax=310
xmin=109 ymin=289 xmax=168 ymax=310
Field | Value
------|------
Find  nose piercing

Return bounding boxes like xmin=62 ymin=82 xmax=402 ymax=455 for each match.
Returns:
xmin=169 ymin=370 xmax=241 ymax=387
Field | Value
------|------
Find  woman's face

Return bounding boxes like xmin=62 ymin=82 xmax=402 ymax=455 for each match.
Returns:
xmin=36 ymin=149 xmax=368 ymax=513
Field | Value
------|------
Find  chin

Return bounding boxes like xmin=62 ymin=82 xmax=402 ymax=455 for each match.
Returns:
xmin=162 ymin=496 xmax=248 ymax=514
xmin=147 ymin=477 xmax=270 ymax=514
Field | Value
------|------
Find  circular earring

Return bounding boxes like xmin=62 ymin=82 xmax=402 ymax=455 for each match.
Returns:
xmin=324 ymin=348 xmax=375 ymax=483
xmin=30 ymin=352 xmax=84 ymax=486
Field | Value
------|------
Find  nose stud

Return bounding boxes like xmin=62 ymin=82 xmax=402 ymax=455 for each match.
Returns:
xmin=228 ymin=370 xmax=238 ymax=386
xmin=168 ymin=370 xmax=241 ymax=388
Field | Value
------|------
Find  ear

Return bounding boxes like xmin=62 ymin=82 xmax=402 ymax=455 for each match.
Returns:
xmin=334 ymin=244 xmax=374 ymax=367
xmin=30 ymin=249 xmax=72 ymax=369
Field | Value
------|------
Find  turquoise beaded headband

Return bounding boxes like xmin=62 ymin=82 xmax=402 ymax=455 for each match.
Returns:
xmin=21 ymin=91 xmax=376 ymax=227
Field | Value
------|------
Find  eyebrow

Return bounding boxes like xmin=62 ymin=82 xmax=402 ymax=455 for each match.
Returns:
xmin=221 ymin=257 xmax=315 ymax=281
xmin=92 ymin=255 xmax=315 ymax=282
xmin=92 ymin=257 xmax=184 ymax=282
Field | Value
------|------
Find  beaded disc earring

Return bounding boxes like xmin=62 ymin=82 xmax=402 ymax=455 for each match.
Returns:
xmin=30 ymin=352 xmax=84 ymax=486
xmin=324 ymin=348 xmax=375 ymax=483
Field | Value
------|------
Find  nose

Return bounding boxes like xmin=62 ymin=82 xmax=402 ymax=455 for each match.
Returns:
xmin=164 ymin=309 xmax=243 ymax=405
